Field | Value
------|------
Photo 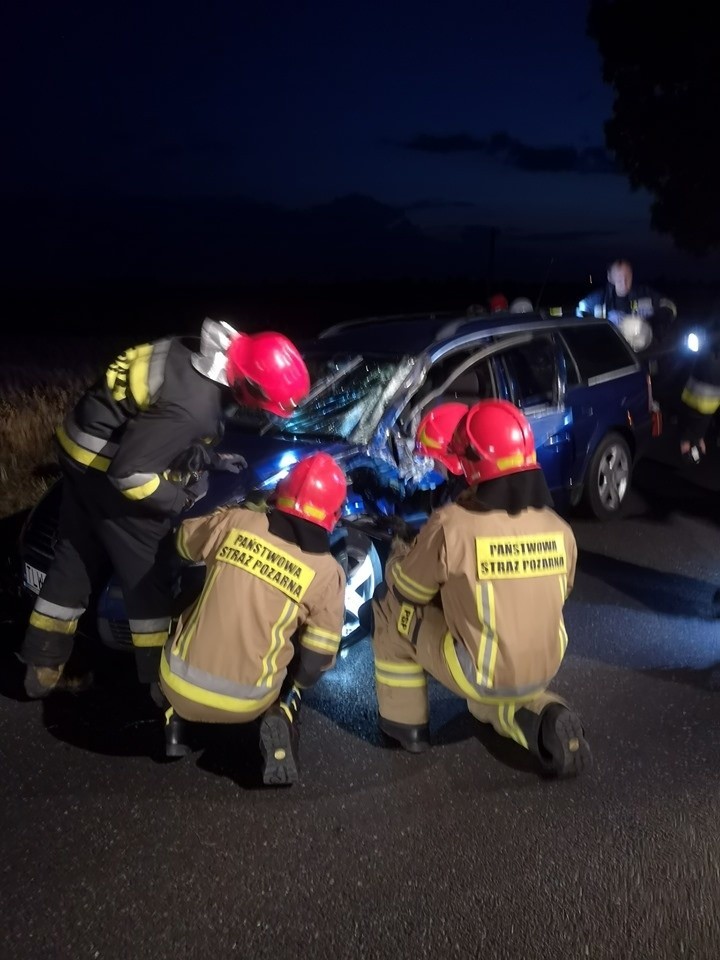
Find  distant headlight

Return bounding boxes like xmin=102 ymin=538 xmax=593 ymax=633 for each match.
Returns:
xmin=686 ymin=331 xmax=701 ymax=352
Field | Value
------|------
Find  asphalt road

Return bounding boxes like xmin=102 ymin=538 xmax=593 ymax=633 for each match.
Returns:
xmin=3 ymin=429 xmax=720 ymax=960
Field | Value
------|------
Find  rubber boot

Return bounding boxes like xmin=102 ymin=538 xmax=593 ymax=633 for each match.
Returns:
xmin=378 ymin=715 xmax=431 ymax=753
xmin=538 ymin=704 xmax=592 ymax=778
xmin=164 ymin=707 xmax=192 ymax=759
xmin=259 ymin=686 xmax=301 ymax=786
xmin=23 ymin=663 xmax=93 ymax=700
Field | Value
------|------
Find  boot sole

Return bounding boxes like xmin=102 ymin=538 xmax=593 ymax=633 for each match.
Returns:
xmin=378 ymin=718 xmax=431 ymax=754
xmin=544 ymin=710 xmax=592 ymax=778
xmin=259 ymin=714 xmax=299 ymax=785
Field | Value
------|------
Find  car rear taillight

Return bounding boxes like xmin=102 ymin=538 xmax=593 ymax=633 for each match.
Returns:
xmin=647 ymin=373 xmax=663 ymax=437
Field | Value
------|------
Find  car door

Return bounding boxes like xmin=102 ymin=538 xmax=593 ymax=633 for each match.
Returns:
xmin=490 ymin=333 xmax=574 ymax=495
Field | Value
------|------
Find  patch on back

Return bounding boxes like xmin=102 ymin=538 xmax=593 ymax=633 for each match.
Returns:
xmin=475 ymin=533 xmax=567 ymax=580
xmin=217 ymin=528 xmax=316 ymax=601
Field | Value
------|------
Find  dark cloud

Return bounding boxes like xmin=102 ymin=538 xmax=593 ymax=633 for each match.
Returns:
xmin=405 ymin=199 xmax=479 ymax=210
xmin=398 ymin=131 xmax=619 ymax=175
xmin=516 ymin=228 xmax=620 ymax=243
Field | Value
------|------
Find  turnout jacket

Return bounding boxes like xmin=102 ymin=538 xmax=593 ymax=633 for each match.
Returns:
xmin=387 ymin=500 xmax=577 ymax=698
xmin=56 ymin=319 xmax=235 ymax=516
xmin=576 ymin=283 xmax=676 ymax=334
xmin=678 ymin=346 xmax=720 ymax=445
xmin=161 ymin=507 xmax=346 ymax=716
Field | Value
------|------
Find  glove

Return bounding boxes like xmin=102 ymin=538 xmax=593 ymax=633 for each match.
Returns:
xmin=208 ymin=451 xmax=247 ymax=474
xmin=183 ymin=472 xmax=209 ymax=508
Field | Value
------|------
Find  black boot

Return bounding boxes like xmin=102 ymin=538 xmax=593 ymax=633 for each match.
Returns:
xmin=259 ymin=687 xmax=301 ymax=786
xmin=378 ymin=715 xmax=431 ymax=753
xmin=164 ymin=708 xmax=192 ymax=759
xmin=538 ymin=704 xmax=591 ymax=778
xmin=23 ymin=664 xmax=93 ymax=700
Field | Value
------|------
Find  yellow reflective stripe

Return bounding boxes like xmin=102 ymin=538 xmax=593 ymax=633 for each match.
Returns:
xmin=374 ymin=658 xmax=424 ymax=674
xmin=374 ymin=670 xmax=427 ymax=689
xmin=128 ymin=351 xmax=152 ymax=409
xmin=121 ymin=475 xmax=161 ymax=501
xmin=56 ymin=425 xmax=111 ymax=471
xmin=259 ymin=599 xmax=296 ymax=687
xmin=392 ymin=563 xmax=437 ymax=603
xmin=160 ymin=655 xmax=278 ymax=714
xmin=301 ymin=632 xmax=339 ymax=654
xmin=302 ymin=623 xmax=339 ymax=641
xmin=131 ymin=631 xmax=168 ymax=648
xmin=29 ymin=611 xmax=78 ymax=635
xmin=177 ymin=566 xmax=221 ymax=659
xmin=498 ymin=703 xmax=528 ymax=749
xmin=681 ymin=387 xmax=720 ymax=415
xmin=559 ymin=576 xmax=569 ymax=657
xmin=176 ymin=525 xmax=192 ymax=561
xmin=475 ymin=582 xmax=498 ymax=689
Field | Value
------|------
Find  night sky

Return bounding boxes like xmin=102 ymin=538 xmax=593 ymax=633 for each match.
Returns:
xmin=5 ymin=0 xmax=720 ymax=287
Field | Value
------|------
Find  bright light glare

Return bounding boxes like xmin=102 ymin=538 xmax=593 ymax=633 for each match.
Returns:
xmin=687 ymin=332 xmax=700 ymax=352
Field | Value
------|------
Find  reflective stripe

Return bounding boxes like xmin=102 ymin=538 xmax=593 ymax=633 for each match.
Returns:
xmin=29 ymin=611 xmax=79 ymax=635
xmin=129 ymin=618 xmax=172 ymax=633
xmin=109 ymin=472 xmax=162 ymax=500
xmin=131 ymin=632 xmax=168 ymax=648
xmin=374 ymin=657 xmax=426 ymax=686
xmin=475 ymin=582 xmax=497 ymax=689
xmin=161 ymin=650 xmax=279 ymax=713
xmin=374 ymin=664 xmax=427 ymax=688
xmin=130 ymin=617 xmax=171 ymax=649
xmin=374 ymin=658 xmax=425 ymax=674
xmin=259 ymin=599 xmax=296 ymax=687
xmin=302 ymin=626 xmax=340 ymax=654
xmin=559 ymin=576 xmax=569 ymax=657
xmin=35 ymin=598 xmax=86 ymax=620
xmin=177 ymin=566 xmax=221 ymax=659
xmin=443 ymin=632 xmax=547 ymax=704
xmin=56 ymin=425 xmax=112 ymax=471
xmin=391 ymin=563 xmax=437 ymax=604
xmin=147 ymin=340 xmax=171 ymax=403
xmin=682 ymin=377 xmax=720 ymax=415
xmin=176 ymin=525 xmax=193 ymax=561
xmin=498 ymin=703 xmax=529 ymax=749
xmin=63 ymin=417 xmax=119 ymax=456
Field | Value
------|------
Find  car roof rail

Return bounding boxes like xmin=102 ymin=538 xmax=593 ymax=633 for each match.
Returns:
xmin=318 ymin=310 xmax=454 ymax=339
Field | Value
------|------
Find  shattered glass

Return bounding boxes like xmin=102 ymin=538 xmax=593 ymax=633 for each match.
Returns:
xmin=252 ymin=352 xmax=417 ymax=444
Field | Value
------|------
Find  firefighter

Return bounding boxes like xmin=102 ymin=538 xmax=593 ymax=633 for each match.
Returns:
xmin=20 ymin=319 xmax=311 ymax=699
xmin=159 ymin=452 xmax=347 ymax=786
xmin=576 ymin=258 xmax=677 ymax=341
xmin=414 ymin=401 xmax=469 ymax=506
xmin=371 ymin=399 xmax=591 ymax=778
xmin=677 ymin=337 xmax=720 ymax=463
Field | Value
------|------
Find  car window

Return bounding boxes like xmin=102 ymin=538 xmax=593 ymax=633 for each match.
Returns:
xmin=559 ymin=325 xmax=636 ymax=382
xmin=498 ymin=337 xmax=557 ymax=409
xmin=425 ymin=353 xmax=495 ymax=405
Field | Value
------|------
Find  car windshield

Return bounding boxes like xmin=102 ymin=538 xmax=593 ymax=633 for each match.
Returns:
xmin=231 ymin=351 xmax=416 ymax=443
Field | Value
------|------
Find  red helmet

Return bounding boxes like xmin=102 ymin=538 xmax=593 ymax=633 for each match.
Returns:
xmin=225 ymin=332 xmax=310 ymax=418
xmin=274 ymin=453 xmax=347 ymax=531
xmin=415 ymin=403 xmax=469 ymax=475
xmin=450 ymin=399 xmax=539 ymax=484
xmin=488 ymin=293 xmax=509 ymax=313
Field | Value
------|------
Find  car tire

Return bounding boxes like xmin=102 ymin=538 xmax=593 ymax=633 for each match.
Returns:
xmin=583 ymin=431 xmax=632 ymax=520
xmin=339 ymin=527 xmax=383 ymax=650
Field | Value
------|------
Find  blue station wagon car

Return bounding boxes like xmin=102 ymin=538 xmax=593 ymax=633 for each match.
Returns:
xmin=18 ymin=309 xmax=660 ymax=651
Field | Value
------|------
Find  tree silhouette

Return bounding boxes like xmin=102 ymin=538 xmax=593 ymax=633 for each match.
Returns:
xmin=587 ymin=1 xmax=720 ymax=255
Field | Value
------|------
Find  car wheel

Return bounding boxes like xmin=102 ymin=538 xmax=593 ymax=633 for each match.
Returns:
xmin=340 ymin=527 xmax=382 ymax=649
xmin=584 ymin=431 xmax=632 ymax=520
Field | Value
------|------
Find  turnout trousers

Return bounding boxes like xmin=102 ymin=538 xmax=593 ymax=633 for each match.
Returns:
xmin=20 ymin=466 xmax=176 ymax=683
xmin=371 ymin=584 xmax=566 ymax=756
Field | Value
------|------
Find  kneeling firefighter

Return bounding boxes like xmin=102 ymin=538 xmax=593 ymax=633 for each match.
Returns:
xmin=21 ymin=319 xmax=310 ymax=699
xmin=159 ymin=452 xmax=347 ymax=786
xmin=371 ymin=399 xmax=591 ymax=778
